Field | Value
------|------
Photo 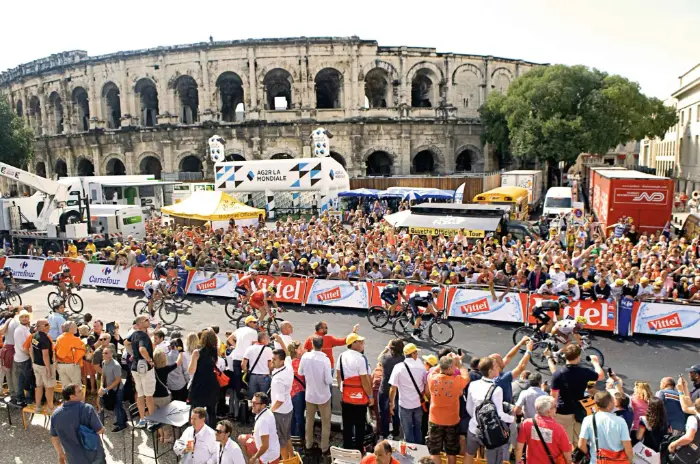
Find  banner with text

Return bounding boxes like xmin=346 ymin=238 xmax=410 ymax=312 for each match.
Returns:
xmin=254 ymin=275 xmax=309 ymax=304
xmin=369 ymin=282 xmax=447 ymax=311
xmin=5 ymin=257 xmax=45 ymax=281
xmin=527 ymin=295 xmax=618 ymax=332
xmin=447 ymin=288 xmax=528 ymax=323
xmin=127 ymin=267 xmax=156 ymax=291
xmin=81 ymin=264 xmax=131 ymax=289
xmin=186 ymin=271 xmax=240 ymax=298
xmin=631 ymin=301 xmax=700 ymax=338
xmin=40 ymin=259 xmax=86 ymax=284
xmin=305 ymin=279 xmax=371 ymax=309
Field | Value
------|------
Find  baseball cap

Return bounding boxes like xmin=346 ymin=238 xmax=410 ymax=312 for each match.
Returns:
xmin=403 ymin=343 xmax=419 ymax=356
xmin=567 ymin=278 xmax=577 ymax=285
xmin=18 ymin=309 xmax=31 ymax=318
xmin=686 ymin=364 xmax=700 ymax=374
xmin=422 ymin=355 xmax=438 ymax=367
xmin=244 ymin=315 xmax=258 ymax=325
xmin=346 ymin=333 xmax=365 ymax=345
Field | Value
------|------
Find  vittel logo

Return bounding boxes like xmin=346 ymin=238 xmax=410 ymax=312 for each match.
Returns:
xmin=196 ymin=278 xmax=217 ymax=291
xmin=460 ymin=297 xmax=489 ymax=314
xmin=647 ymin=313 xmax=682 ymax=331
xmin=317 ymin=287 xmax=341 ymax=302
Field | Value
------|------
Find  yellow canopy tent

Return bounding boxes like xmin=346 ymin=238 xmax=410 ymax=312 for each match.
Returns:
xmin=161 ymin=191 xmax=265 ymax=228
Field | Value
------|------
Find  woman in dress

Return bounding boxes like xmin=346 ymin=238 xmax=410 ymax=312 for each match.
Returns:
xmin=187 ymin=329 xmax=220 ymax=426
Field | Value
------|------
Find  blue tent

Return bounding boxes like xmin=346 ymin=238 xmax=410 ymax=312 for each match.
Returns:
xmin=337 ymin=189 xmax=381 ymax=198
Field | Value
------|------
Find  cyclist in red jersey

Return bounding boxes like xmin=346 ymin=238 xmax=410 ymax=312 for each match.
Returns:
xmin=249 ymin=285 xmax=278 ymax=321
xmin=234 ymin=270 xmax=258 ymax=305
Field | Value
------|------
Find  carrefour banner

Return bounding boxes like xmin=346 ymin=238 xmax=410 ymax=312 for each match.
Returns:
xmin=632 ymin=301 xmax=700 ymax=338
xmin=187 ymin=271 xmax=240 ymax=297
xmin=527 ymin=295 xmax=617 ymax=332
xmin=5 ymin=257 xmax=45 ymax=281
xmin=81 ymin=264 xmax=130 ymax=289
xmin=305 ymin=279 xmax=371 ymax=309
xmin=447 ymin=288 xmax=528 ymax=323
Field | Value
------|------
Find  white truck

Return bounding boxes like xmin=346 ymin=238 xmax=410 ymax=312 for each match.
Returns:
xmin=500 ymin=170 xmax=544 ymax=209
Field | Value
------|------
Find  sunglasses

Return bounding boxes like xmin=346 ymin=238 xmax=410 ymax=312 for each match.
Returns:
xmin=216 ymin=429 xmax=227 ymax=434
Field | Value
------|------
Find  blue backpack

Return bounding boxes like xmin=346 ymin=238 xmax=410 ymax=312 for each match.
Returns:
xmin=78 ymin=405 xmax=101 ymax=452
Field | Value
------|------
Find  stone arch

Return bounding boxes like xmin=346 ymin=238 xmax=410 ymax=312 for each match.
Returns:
xmin=406 ymin=61 xmax=445 ymax=85
xmin=71 ymin=86 xmax=90 ymax=131
xmin=48 ymin=91 xmax=64 ymax=135
xmin=139 ymin=155 xmax=163 ymax=179
xmin=76 ymin=157 xmax=95 ymax=176
xmin=179 ymin=154 xmax=203 ymax=173
xmin=15 ymin=99 xmax=23 ymax=118
xmin=314 ymin=67 xmax=344 ymax=109
xmin=362 ymin=147 xmax=398 ymax=177
xmin=105 ymin=156 xmax=127 ymax=176
xmin=407 ymin=63 xmax=444 ymax=108
xmin=453 ymin=64 xmax=484 ymax=110
xmin=491 ymin=67 xmax=513 ymax=94
xmin=171 ymin=75 xmax=199 ymax=124
xmin=454 ymin=144 xmax=484 ymax=172
xmin=101 ymin=81 xmax=122 ymax=129
xmin=452 ymin=63 xmax=484 ymax=83
xmin=101 ymin=154 xmax=125 ymax=175
xmin=363 ymin=67 xmax=394 ymax=108
xmin=264 ymin=147 xmax=296 ymax=159
xmin=329 ymin=151 xmax=347 ymax=168
xmin=28 ymin=95 xmax=42 ymax=135
xmin=225 ymin=152 xmax=246 ymax=162
xmin=35 ymin=161 xmax=46 ymax=178
xmin=215 ymin=71 xmax=246 ymax=122
xmin=411 ymin=145 xmax=445 ymax=174
xmin=359 ymin=60 xmax=399 ymax=83
xmin=134 ymin=78 xmax=159 ymax=127
xmin=54 ymin=158 xmax=68 ymax=178
xmin=256 ymin=64 xmax=299 ymax=85
xmin=262 ymin=68 xmax=294 ymax=110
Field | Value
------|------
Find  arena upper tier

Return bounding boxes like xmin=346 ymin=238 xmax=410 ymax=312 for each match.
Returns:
xmin=0 ymin=37 xmax=540 ymax=179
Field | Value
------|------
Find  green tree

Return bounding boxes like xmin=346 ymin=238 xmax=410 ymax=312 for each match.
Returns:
xmin=480 ymin=64 xmax=677 ymax=166
xmin=0 ymin=98 xmax=34 ymax=168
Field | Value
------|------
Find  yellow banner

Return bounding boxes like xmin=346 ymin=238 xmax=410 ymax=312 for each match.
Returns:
xmin=408 ymin=227 xmax=485 ymax=238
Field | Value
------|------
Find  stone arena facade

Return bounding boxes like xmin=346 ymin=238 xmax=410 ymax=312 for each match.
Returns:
xmin=0 ymin=37 xmax=540 ymax=180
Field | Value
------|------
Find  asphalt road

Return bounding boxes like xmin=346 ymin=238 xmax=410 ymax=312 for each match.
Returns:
xmin=3 ymin=281 xmax=700 ymax=463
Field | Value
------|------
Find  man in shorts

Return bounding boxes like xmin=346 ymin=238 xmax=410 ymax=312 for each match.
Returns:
xmin=270 ymin=349 xmax=294 ymax=460
xmin=125 ymin=315 xmax=156 ymax=428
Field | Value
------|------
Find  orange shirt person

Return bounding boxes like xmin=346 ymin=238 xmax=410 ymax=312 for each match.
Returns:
xmin=303 ymin=321 xmax=360 ymax=369
xmin=427 ymin=354 xmax=470 ymax=427
xmin=54 ymin=321 xmax=87 ymax=386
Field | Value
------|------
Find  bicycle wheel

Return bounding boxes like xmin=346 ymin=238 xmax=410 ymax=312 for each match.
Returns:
xmin=392 ymin=314 xmax=412 ymax=340
xmin=133 ymin=300 xmax=150 ymax=317
xmin=171 ymin=287 xmax=186 ymax=304
xmin=225 ymin=298 xmax=241 ymax=320
xmin=47 ymin=291 xmax=61 ymax=308
xmin=159 ymin=300 xmax=178 ymax=325
xmin=4 ymin=291 xmax=21 ymax=306
xmin=429 ymin=319 xmax=454 ymax=345
xmin=367 ymin=305 xmax=390 ymax=328
xmin=265 ymin=317 xmax=284 ymax=336
xmin=235 ymin=315 xmax=246 ymax=328
xmin=68 ymin=293 xmax=84 ymax=314
xmin=529 ymin=341 xmax=552 ymax=370
xmin=581 ymin=346 xmax=605 ymax=369
xmin=512 ymin=326 xmax=538 ymax=347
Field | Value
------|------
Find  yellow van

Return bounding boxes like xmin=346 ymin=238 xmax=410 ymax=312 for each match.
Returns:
xmin=473 ymin=186 xmax=529 ymax=220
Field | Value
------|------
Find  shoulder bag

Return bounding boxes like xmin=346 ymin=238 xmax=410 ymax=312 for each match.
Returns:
xmin=592 ymin=412 xmax=628 ymax=463
xmin=532 ymin=417 xmax=567 ymax=464
xmin=78 ymin=405 xmax=102 ymax=452
xmin=242 ymin=345 xmax=266 ymax=385
xmin=339 ymin=353 xmax=368 ymax=405
xmin=402 ymin=361 xmax=427 ymax=412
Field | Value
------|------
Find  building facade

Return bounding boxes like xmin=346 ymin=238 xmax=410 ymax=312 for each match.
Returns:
xmin=0 ymin=37 xmax=539 ymax=181
xmin=640 ymin=64 xmax=700 ymax=193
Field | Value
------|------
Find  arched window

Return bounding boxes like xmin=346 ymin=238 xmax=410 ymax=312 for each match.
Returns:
xmin=315 ymin=68 xmax=343 ymax=109
xmin=54 ymin=160 xmax=68 ymax=178
xmin=364 ymin=68 xmax=391 ymax=108
xmin=412 ymin=150 xmax=436 ymax=174
xmin=180 ymin=155 xmax=202 ymax=173
xmin=106 ymin=158 xmax=126 ymax=176
xmin=48 ymin=92 xmax=64 ymax=135
xmin=270 ymin=153 xmax=293 ymax=160
xmin=29 ymin=96 xmax=42 ymax=136
xmin=135 ymin=79 xmax=159 ymax=127
xmin=263 ymin=69 xmax=293 ymax=110
xmin=174 ymin=76 xmax=199 ymax=124
xmin=77 ymin=158 xmax=95 ymax=176
xmin=366 ymin=151 xmax=393 ymax=176
xmin=411 ymin=69 xmax=438 ymax=108
xmin=72 ymin=87 xmax=90 ymax=132
xmin=225 ymin=153 xmax=246 ymax=162
xmin=102 ymin=82 xmax=122 ymax=129
xmin=139 ymin=156 xmax=162 ymax=179
xmin=15 ymin=100 xmax=23 ymax=118
xmin=216 ymin=72 xmax=245 ymax=122
xmin=456 ymin=149 xmax=474 ymax=172
xmin=35 ymin=162 xmax=46 ymax=178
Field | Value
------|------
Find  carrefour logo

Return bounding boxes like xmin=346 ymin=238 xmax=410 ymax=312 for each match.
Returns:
xmin=20 ymin=262 xmax=28 ymax=269
xmin=102 ymin=267 xmax=112 ymax=275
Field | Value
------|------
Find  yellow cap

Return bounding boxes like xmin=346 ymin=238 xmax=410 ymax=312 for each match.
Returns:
xmin=346 ymin=333 xmax=365 ymax=345
xmin=260 ymin=259 xmax=268 ymax=265
xmin=393 ymin=265 xmax=401 ymax=271
xmin=403 ymin=343 xmax=419 ymax=355
xmin=273 ymin=259 xmax=279 ymax=264
xmin=114 ymin=242 xmax=122 ymax=247
xmin=312 ymin=250 xmax=318 ymax=255
xmin=403 ymin=255 xmax=410 ymax=262
xmin=273 ymin=242 xmax=280 ymax=248
xmin=615 ymin=279 xmax=625 ymax=286
xmin=341 ymin=266 xmax=347 ymax=271
xmin=311 ymin=262 xmax=319 ymax=269
xmin=582 ymin=281 xmax=594 ymax=289
xmin=349 ymin=265 xmax=357 ymax=271
xmin=135 ymin=249 xmax=141 ymax=254
xmin=244 ymin=315 xmax=258 ymax=325
xmin=545 ymin=279 xmax=552 ymax=285
xmin=330 ymin=259 xmax=337 ymax=264
xmin=640 ymin=277 xmax=649 ymax=283
xmin=300 ymin=258 xmax=308 ymax=263
xmin=567 ymin=278 xmax=578 ymax=285
xmin=422 ymin=355 xmax=438 ymax=367
xmin=431 ymin=270 xmax=439 ymax=276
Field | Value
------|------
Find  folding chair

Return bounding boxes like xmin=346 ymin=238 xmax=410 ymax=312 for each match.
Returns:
xmin=127 ymin=402 xmax=163 ymax=464
xmin=329 ymin=446 xmax=362 ymax=464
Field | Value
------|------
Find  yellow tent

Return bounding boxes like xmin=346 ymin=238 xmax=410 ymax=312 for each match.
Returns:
xmin=161 ymin=190 xmax=265 ymax=221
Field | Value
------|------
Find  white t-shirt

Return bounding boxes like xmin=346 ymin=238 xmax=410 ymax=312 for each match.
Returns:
xmin=244 ymin=344 xmax=273 ymax=375
xmin=388 ymin=357 xmax=427 ymax=409
xmin=254 ymin=408 xmax=281 ymax=463
xmin=273 ymin=334 xmax=293 ymax=352
xmin=230 ymin=326 xmax=258 ymax=361
xmin=685 ymin=414 xmax=699 ymax=432
xmin=337 ymin=349 xmax=369 ymax=392
xmin=555 ymin=319 xmax=577 ymax=335
xmin=270 ymin=366 xmax=293 ymax=414
xmin=13 ymin=324 xmax=31 ymax=363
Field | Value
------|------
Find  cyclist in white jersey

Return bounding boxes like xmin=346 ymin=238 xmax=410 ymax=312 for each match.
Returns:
xmin=143 ymin=278 xmax=167 ymax=317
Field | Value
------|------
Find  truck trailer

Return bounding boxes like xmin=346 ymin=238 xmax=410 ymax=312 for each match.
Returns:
xmin=590 ymin=169 xmax=674 ymax=234
xmin=500 ymin=170 xmax=544 ymax=209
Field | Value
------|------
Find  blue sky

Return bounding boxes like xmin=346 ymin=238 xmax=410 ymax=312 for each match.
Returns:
xmin=2 ymin=0 xmax=698 ymax=99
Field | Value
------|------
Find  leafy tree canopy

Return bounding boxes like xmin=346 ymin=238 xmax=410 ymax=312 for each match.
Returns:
xmin=480 ymin=64 xmax=677 ymax=165
xmin=0 ymin=98 xmax=34 ymax=168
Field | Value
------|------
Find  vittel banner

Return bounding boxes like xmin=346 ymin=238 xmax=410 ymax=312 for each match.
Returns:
xmin=305 ymin=279 xmax=371 ymax=309
xmin=5 ymin=257 xmax=45 ymax=281
xmin=447 ymin=288 xmax=528 ymax=323
xmin=632 ymin=302 xmax=700 ymax=338
xmin=80 ymin=264 xmax=130 ymax=289
xmin=255 ymin=275 xmax=308 ymax=304
xmin=527 ymin=294 xmax=617 ymax=332
xmin=186 ymin=271 xmax=240 ymax=297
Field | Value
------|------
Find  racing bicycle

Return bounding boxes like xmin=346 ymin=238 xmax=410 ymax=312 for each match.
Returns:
xmin=367 ymin=301 xmax=408 ymax=328
xmin=133 ymin=294 xmax=179 ymax=325
xmin=48 ymin=284 xmax=83 ymax=313
xmin=392 ymin=308 xmax=454 ymax=345
xmin=235 ymin=306 xmax=286 ymax=335
xmin=0 ymin=284 xmax=22 ymax=306
xmin=225 ymin=296 xmax=247 ymax=320
xmin=166 ymin=279 xmax=186 ymax=304
xmin=528 ymin=331 xmax=605 ymax=370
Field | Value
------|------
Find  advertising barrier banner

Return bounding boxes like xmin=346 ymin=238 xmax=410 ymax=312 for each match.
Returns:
xmin=527 ymin=295 xmax=617 ymax=332
xmin=127 ymin=267 xmax=155 ymax=291
xmin=186 ymin=271 xmax=239 ymax=298
xmin=368 ymin=282 xmax=447 ymax=311
xmin=80 ymin=264 xmax=130 ymax=289
xmin=446 ymin=288 xmax=528 ymax=323
xmin=5 ymin=257 xmax=45 ymax=281
xmin=631 ymin=301 xmax=700 ymax=337
xmin=305 ymin=279 xmax=371 ymax=309
xmin=40 ymin=259 xmax=86 ymax=284
xmin=254 ymin=275 xmax=309 ymax=304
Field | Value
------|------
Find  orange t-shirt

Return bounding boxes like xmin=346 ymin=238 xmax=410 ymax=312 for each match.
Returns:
xmin=427 ymin=371 xmax=468 ymax=426
xmin=361 ymin=456 xmax=399 ymax=464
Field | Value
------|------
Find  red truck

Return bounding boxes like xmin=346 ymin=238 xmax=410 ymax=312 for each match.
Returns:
xmin=590 ymin=169 xmax=674 ymax=234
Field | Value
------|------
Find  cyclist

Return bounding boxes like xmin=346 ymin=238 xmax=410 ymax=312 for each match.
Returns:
xmin=235 ymin=270 xmax=258 ymax=305
xmin=153 ymin=257 xmax=175 ymax=283
xmin=51 ymin=265 xmax=79 ymax=300
xmin=0 ymin=266 xmax=15 ymax=293
xmin=551 ymin=315 xmax=587 ymax=348
xmin=407 ymin=287 xmax=441 ymax=341
xmin=249 ymin=284 xmax=279 ymax=321
xmin=143 ymin=277 xmax=168 ymax=317
xmin=531 ymin=296 xmax=568 ymax=335
xmin=380 ymin=280 xmax=407 ymax=318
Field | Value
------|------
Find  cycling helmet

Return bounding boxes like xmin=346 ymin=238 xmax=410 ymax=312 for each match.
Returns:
xmin=159 ymin=278 xmax=167 ymax=285
xmin=397 ymin=280 xmax=407 ymax=288
xmin=558 ymin=296 xmax=569 ymax=305
xmin=3 ymin=266 xmax=10 ymax=271
xmin=267 ymin=285 xmax=277 ymax=294
xmin=61 ymin=265 xmax=70 ymax=272
xmin=431 ymin=287 xmax=441 ymax=294
xmin=167 ymin=257 xmax=175 ymax=263
xmin=575 ymin=316 xmax=588 ymax=325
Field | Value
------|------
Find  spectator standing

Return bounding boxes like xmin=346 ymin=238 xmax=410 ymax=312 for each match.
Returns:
xmin=47 ymin=302 xmax=67 ymax=341
xmin=188 ymin=329 xmax=221 ymax=427
xmin=515 ymin=395 xmax=572 ymax=464
xmin=337 ymin=333 xmax=373 ymax=452
xmin=378 ymin=339 xmax=405 ymax=440
xmin=226 ymin=316 xmax=259 ymax=417
xmin=97 ymin=344 xmax=127 ymax=432
xmin=166 ymin=338 xmax=189 ymax=401
xmin=299 ymin=335 xmax=334 ymax=455
xmin=216 ymin=420 xmax=246 ymax=464
xmin=388 ymin=342 xmax=427 ymax=444
xmin=303 ymin=321 xmax=360 ymax=370
xmin=12 ymin=309 xmax=33 ymax=406
xmin=238 ymin=392 xmax=281 ymax=464
xmin=54 ymin=321 xmax=85 ymax=386
xmin=667 ymin=397 xmax=700 ymax=455
xmin=635 ymin=397 xmax=668 ymax=453
xmin=630 ymin=381 xmax=652 ymax=433
xmin=153 ymin=348 xmax=181 ymax=442
xmin=578 ymin=391 xmax=633 ymax=464
xmin=465 ymin=357 xmax=513 ymax=464
xmin=30 ymin=318 xmax=56 ymax=413
xmin=174 ymin=406 xmax=219 ymax=464
xmin=526 ymin=263 xmax=549 ymax=292
xmin=511 ymin=370 xmax=531 ymax=405
xmin=514 ymin=372 xmax=547 ymax=419
xmin=270 ymin=348 xmax=294 ymax=460
xmin=0 ymin=306 xmax=26 ymax=402
xmin=125 ymin=315 xmax=156 ymax=428
xmin=243 ymin=331 xmax=273 ymax=396
xmin=287 ymin=341 xmax=306 ymax=446
xmin=686 ymin=364 xmax=700 ymax=401
xmin=656 ymin=376 xmax=686 ymax=433
xmin=550 ymin=344 xmax=605 ymax=444
xmin=49 ymin=383 xmax=106 ymax=464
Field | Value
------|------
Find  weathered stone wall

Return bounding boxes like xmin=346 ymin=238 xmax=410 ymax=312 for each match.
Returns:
xmin=0 ymin=37 xmax=540 ymax=178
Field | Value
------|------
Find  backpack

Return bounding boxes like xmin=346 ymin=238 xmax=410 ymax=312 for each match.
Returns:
xmin=668 ymin=416 xmax=700 ymax=464
xmin=475 ymin=383 xmax=510 ymax=449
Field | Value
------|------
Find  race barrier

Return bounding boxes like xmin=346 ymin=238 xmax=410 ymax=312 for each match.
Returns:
xmin=5 ymin=256 xmax=700 ymax=339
